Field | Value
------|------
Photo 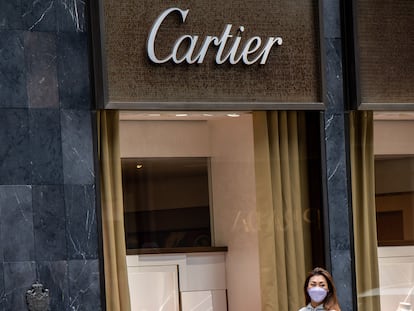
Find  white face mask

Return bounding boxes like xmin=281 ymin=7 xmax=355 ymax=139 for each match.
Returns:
xmin=307 ymin=286 xmax=328 ymax=303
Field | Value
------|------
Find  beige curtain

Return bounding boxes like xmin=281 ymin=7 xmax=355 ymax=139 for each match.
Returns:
xmin=98 ymin=110 xmax=132 ymax=311
xmin=253 ymin=111 xmax=312 ymax=311
xmin=349 ymin=111 xmax=381 ymax=310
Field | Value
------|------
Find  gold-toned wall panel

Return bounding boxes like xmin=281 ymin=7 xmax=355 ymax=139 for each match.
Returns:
xmin=357 ymin=0 xmax=414 ymax=105
xmin=101 ymin=0 xmax=321 ymax=107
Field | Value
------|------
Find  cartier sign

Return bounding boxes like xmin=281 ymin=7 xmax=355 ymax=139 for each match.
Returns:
xmin=147 ymin=7 xmax=283 ymax=65
xmin=101 ymin=0 xmax=321 ymax=106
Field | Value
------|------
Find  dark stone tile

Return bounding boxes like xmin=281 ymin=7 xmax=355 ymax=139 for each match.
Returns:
xmin=0 ymin=264 xmax=4 ymax=308
xmin=57 ymin=32 xmax=91 ymax=110
xmin=65 ymin=185 xmax=98 ymax=260
xmin=56 ymin=0 xmax=87 ymax=33
xmin=324 ymin=113 xmax=351 ymax=250
xmin=61 ymin=110 xmax=95 ymax=185
xmin=324 ymin=113 xmax=346 ymax=173
xmin=0 ymin=109 xmax=31 ymax=184
xmin=0 ymin=186 xmax=34 ymax=261
xmin=37 ymin=261 xmax=70 ymax=310
xmin=0 ymin=226 xmax=2 ymax=263
xmin=329 ymin=204 xmax=351 ymax=251
xmin=68 ymin=260 xmax=101 ymax=311
xmin=331 ymin=250 xmax=353 ymax=311
xmin=21 ymin=0 xmax=56 ymax=32
xmin=0 ymin=31 xmax=27 ymax=108
xmin=0 ymin=2 xmax=23 ymax=30
xmin=324 ymin=38 xmax=344 ymax=114
xmin=33 ymin=186 xmax=67 ymax=261
xmin=24 ymin=32 xmax=59 ymax=108
xmin=322 ymin=0 xmax=341 ymax=39
xmin=3 ymin=261 xmax=37 ymax=311
xmin=29 ymin=109 xmax=63 ymax=184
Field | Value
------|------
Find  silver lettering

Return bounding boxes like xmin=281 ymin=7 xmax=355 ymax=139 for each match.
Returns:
xmin=172 ymin=35 xmax=199 ymax=63
xmin=147 ymin=8 xmax=190 ymax=63
xmin=195 ymin=36 xmax=219 ymax=63
xmin=147 ymin=7 xmax=283 ymax=65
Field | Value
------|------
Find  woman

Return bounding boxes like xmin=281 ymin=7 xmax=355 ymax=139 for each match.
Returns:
xmin=299 ymin=267 xmax=341 ymax=311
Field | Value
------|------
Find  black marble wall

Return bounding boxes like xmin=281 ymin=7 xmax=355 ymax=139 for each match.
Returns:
xmin=321 ymin=1 xmax=357 ymax=311
xmin=0 ymin=1 xmax=101 ymax=310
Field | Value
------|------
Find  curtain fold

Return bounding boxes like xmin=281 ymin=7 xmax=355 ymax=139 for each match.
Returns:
xmin=349 ymin=111 xmax=381 ymax=311
xmin=253 ymin=111 xmax=312 ymax=311
xmin=98 ymin=110 xmax=131 ymax=311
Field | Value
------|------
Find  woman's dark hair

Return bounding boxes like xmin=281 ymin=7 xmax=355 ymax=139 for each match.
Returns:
xmin=303 ymin=267 xmax=341 ymax=311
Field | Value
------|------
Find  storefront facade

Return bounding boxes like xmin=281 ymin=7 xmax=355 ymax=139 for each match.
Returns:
xmin=0 ymin=0 xmax=412 ymax=311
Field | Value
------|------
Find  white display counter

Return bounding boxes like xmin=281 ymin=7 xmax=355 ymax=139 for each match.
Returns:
xmin=127 ymin=250 xmax=227 ymax=311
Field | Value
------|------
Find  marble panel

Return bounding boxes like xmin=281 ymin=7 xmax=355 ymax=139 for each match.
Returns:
xmin=0 ymin=264 xmax=4 ymax=309
xmin=0 ymin=185 xmax=34 ymax=262
xmin=321 ymin=3 xmax=356 ymax=303
xmin=324 ymin=38 xmax=344 ymax=114
xmin=37 ymin=260 xmax=70 ymax=310
xmin=61 ymin=110 xmax=95 ymax=185
xmin=68 ymin=259 xmax=101 ymax=311
xmin=0 ymin=2 xmax=23 ymax=30
xmin=322 ymin=0 xmax=341 ymax=39
xmin=331 ymin=250 xmax=354 ymax=311
xmin=21 ymin=0 xmax=56 ymax=31
xmin=57 ymin=32 xmax=91 ymax=110
xmin=30 ymin=109 xmax=64 ymax=185
xmin=65 ymin=185 xmax=98 ymax=260
xmin=324 ymin=113 xmax=347 ymax=187
xmin=56 ymin=0 xmax=87 ymax=32
xmin=0 ymin=224 xmax=2 ymax=264
xmin=0 ymin=31 xmax=27 ymax=108
xmin=0 ymin=109 xmax=31 ymax=184
xmin=329 ymin=205 xmax=352 ymax=251
xmin=33 ymin=186 xmax=67 ymax=261
xmin=24 ymin=32 xmax=59 ymax=108
xmin=324 ymin=113 xmax=351 ymax=251
xmin=3 ymin=261 xmax=37 ymax=311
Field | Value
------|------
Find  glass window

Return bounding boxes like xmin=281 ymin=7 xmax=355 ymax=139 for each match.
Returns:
xmin=122 ymin=157 xmax=212 ymax=249
xmin=361 ymin=112 xmax=414 ymax=311
xmin=374 ymin=113 xmax=414 ymax=311
xmin=118 ymin=110 xmax=324 ymax=311
xmin=375 ymin=156 xmax=414 ymax=246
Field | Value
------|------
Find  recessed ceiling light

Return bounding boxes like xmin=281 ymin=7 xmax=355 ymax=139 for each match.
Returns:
xmin=136 ymin=164 xmax=143 ymax=169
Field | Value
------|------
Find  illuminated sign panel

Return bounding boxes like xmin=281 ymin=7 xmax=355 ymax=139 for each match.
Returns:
xmin=100 ymin=0 xmax=321 ymax=108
